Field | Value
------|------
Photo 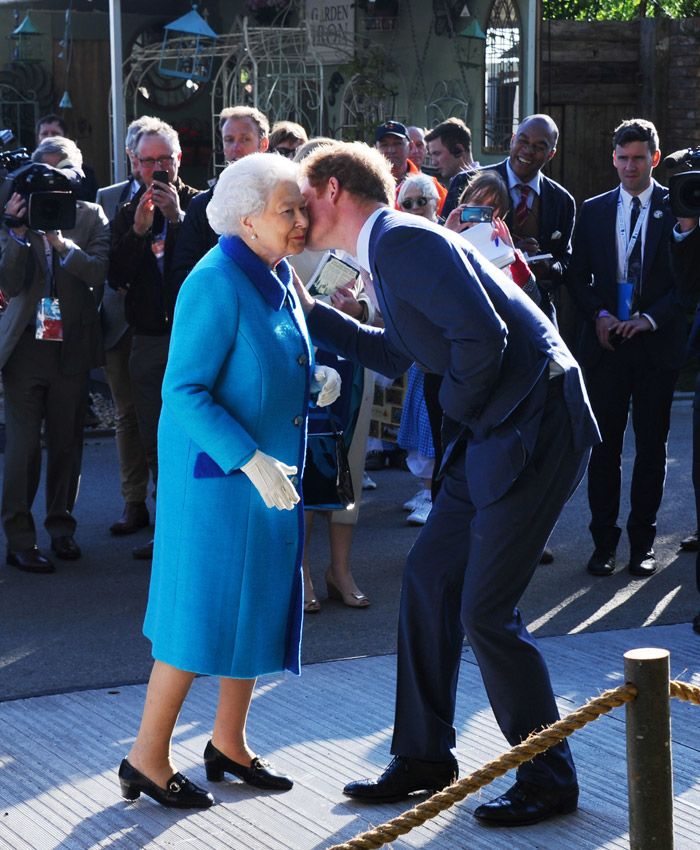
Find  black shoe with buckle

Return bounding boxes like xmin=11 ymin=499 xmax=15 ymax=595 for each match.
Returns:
xmin=473 ymin=780 xmax=578 ymax=827
xmin=6 ymin=546 xmax=55 ymax=574
xmin=203 ymin=741 xmax=293 ymax=790
xmin=118 ymin=759 xmax=213 ymax=808
xmin=343 ymin=754 xmax=458 ymax=803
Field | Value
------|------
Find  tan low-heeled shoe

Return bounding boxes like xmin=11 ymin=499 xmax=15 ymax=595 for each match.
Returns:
xmin=325 ymin=570 xmax=370 ymax=608
xmin=304 ymin=596 xmax=321 ymax=613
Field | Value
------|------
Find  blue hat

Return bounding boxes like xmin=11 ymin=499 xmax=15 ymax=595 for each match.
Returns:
xmin=375 ymin=120 xmax=409 ymax=143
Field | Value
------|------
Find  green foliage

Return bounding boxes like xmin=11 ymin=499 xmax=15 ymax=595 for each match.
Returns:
xmin=542 ymin=0 xmax=700 ymax=19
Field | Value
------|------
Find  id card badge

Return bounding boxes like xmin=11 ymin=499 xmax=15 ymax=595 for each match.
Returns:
xmin=616 ymin=281 xmax=634 ymax=321
xmin=35 ymin=297 xmax=63 ymax=341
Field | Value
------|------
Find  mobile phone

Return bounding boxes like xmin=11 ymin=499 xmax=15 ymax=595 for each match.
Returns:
xmin=460 ymin=205 xmax=493 ymax=224
xmin=152 ymin=170 xmax=169 ymax=184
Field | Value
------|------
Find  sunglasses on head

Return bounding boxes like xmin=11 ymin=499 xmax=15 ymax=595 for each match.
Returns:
xmin=400 ymin=196 xmax=429 ymax=210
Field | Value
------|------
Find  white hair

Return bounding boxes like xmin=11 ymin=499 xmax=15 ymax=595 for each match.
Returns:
xmin=396 ymin=173 xmax=439 ymax=205
xmin=207 ymin=152 xmax=300 ymax=236
xmin=32 ymin=136 xmax=83 ymax=169
xmin=134 ymin=117 xmax=181 ymax=156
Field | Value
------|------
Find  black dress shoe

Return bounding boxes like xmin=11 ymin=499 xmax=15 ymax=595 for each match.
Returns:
xmin=693 ymin=612 xmax=700 ymax=635
xmin=679 ymin=531 xmax=698 ymax=552
xmin=539 ymin=547 xmax=554 ymax=565
xmin=343 ymin=755 xmax=458 ymax=803
xmin=110 ymin=501 xmax=150 ymax=536
xmin=203 ymin=740 xmax=293 ymax=790
xmin=586 ymin=548 xmax=615 ymax=576
xmin=473 ymin=780 xmax=578 ymax=826
xmin=118 ymin=758 xmax=214 ymax=808
xmin=628 ymin=551 xmax=656 ymax=577
xmin=133 ymin=539 xmax=154 ymax=560
xmin=51 ymin=536 xmax=82 ymax=560
xmin=6 ymin=546 xmax=55 ymax=574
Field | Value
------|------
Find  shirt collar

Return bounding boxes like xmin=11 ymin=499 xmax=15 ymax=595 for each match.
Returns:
xmin=505 ymin=159 xmax=541 ymax=195
xmin=355 ymin=207 xmax=387 ymax=272
xmin=219 ymin=235 xmax=292 ymax=311
xmin=619 ymin=182 xmax=654 ymax=209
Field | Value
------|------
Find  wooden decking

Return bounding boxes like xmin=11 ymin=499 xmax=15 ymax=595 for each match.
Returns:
xmin=0 ymin=623 xmax=698 ymax=850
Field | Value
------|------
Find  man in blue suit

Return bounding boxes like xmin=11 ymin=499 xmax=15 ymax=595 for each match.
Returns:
xmin=296 ymin=142 xmax=599 ymax=826
xmin=568 ymin=119 xmax=686 ymax=579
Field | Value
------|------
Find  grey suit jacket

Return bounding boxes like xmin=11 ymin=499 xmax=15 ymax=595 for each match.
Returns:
xmin=96 ymin=179 xmax=136 ymax=350
xmin=0 ymin=201 xmax=110 ymax=374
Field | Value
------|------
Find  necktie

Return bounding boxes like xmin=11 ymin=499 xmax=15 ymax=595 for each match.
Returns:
xmin=514 ymin=184 xmax=530 ymax=230
xmin=627 ymin=196 xmax=642 ymax=288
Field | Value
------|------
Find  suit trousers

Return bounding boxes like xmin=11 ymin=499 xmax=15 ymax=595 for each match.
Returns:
xmin=1 ymin=329 xmax=88 ymax=549
xmin=391 ymin=376 xmax=588 ymax=790
xmin=104 ymin=328 xmax=149 ymax=504
xmin=129 ymin=333 xmax=169 ymax=489
xmin=585 ymin=342 xmax=677 ymax=556
xmin=692 ymin=369 xmax=700 ymax=594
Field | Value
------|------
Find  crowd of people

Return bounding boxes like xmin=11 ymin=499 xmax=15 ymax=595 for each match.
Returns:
xmin=1 ymin=105 xmax=698 ymax=827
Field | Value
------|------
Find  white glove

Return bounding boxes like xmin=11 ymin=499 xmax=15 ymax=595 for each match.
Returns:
xmin=241 ymin=450 xmax=299 ymax=510
xmin=314 ymin=365 xmax=342 ymax=407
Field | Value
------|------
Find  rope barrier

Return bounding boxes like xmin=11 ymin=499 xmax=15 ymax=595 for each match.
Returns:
xmin=327 ymin=682 xmax=637 ymax=850
xmin=670 ymin=678 xmax=700 ymax=705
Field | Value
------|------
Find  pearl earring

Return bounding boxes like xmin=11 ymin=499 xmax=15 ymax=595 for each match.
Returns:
xmin=250 ymin=232 xmax=258 ymax=241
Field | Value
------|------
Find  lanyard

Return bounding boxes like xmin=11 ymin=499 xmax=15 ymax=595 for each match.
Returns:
xmin=616 ymin=196 xmax=648 ymax=280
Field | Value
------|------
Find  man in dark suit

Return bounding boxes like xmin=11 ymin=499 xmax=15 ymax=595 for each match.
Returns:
xmin=0 ymin=138 xmax=109 ymax=572
xmin=97 ymin=117 xmax=150 ymax=537
xmin=297 ymin=142 xmax=599 ymax=826
xmin=568 ymin=118 xmax=686 ymax=579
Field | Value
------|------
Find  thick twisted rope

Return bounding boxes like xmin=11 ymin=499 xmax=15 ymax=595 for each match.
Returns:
xmin=670 ymin=679 xmax=700 ymax=705
xmin=328 ymin=683 xmax=638 ymax=850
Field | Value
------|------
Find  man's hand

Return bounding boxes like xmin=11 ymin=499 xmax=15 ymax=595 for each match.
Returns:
xmin=132 ymin=189 xmax=155 ymax=236
xmin=616 ymin=316 xmax=653 ymax=339
xmin=4 ymin=192 xmax=28 ymax=238
xmin=45 ymin=230 xmax=69 ymax=256
xmin=677 ymin=216 xmax=698 ymax=234
xmin=595 ymin=313 xmax=621 ymax=351
xmin=330 ymin=285 xmax=363 ymax=318
xmin=151 ymin=178 xmax=182 ymax=224
xmin=513 ymin=236 xmax=540 ymax=256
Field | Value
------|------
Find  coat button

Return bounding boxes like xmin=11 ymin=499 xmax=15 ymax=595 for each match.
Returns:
xmin=293 ymin=415 xmax=302 ymax=426
xmin=291 ymin=475 xmax=299 ymax=486
xmin=297 ymin=354 xmax=308 ymax=366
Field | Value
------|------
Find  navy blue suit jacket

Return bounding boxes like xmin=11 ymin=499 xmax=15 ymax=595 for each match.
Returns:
xmin=307 ymin=209 xmax=599 ymax=508
xmin=567 ymin=181 xmax=686 ymax=370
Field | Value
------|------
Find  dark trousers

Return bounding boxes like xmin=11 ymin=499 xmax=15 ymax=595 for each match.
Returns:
xmin=693 ymin=370 xmax=700 ymax=594
xmin=422 ymin=372 xmax=443 ymax=501
xmin=129 ymin=333 xmax=169 ymax=490
xmin=1 ymin=330 xmax=87 ymax=550
xmin=391 ymin=377 xmax=588 ymax=790
xmin=585 ymin=345 xmax=677 ymax=556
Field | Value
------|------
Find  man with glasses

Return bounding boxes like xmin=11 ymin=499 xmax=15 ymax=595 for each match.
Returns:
xmin=108 ymin=118 xmax=198 ymax=560
xmin=374 ymin=120 xmax=446 ymax=216
xmin=168 ymin=106 xmax=270 ymax=306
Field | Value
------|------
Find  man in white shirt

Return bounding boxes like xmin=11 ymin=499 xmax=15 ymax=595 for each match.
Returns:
xmin=568 ymin=118 xmax=687 ymax=578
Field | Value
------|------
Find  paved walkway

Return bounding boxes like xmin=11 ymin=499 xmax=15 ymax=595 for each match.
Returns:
xmin=0 ymin=624 xmax=698 ymax=850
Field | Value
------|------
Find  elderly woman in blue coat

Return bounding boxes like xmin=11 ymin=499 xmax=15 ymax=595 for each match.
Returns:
xmin=118 ymin=153 xmax=340 ymax=808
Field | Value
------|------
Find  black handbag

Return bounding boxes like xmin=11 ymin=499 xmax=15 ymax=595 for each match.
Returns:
xmin=303 ymin=421 xmax=355 ymax=511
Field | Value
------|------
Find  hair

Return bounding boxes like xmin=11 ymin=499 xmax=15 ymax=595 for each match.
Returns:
xmin=36 ymin=113 xmax=66 ymax=138
xmin=293 ymin=136 xmax=336 ymax=163
xmin=425 ymin=118 xmax=472 ymax=158
xmin=517 ymin=114 xmax=560 ymax=149
xmin=133 ymin=117 xmax=181 ymax=156
xmin=207 ymin=151 xmax=299 ymax=236
xmin=32 ymin=135 xmax=83 ymax=169
xmin=218 ymin=106 xmax=270 ymax=139
xmin=397 ymin=173 xmax=439 ymax=205
xmin=269 ymin=121 xmax=308 ymax=151
xmin=612 ymin=118 xmax=659 ymax=154
xmin=407 ymin=126 xmax=425 ymax=140
xmin=459 ymin=170 xmax=510 ymax=218
xmin=125 ymin=116 xmax=151 ymax=154
xmin=300 ymin=141 xmax=395 ymax=206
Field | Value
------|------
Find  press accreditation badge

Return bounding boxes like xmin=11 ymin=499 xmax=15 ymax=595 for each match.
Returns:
xmin=35 ymin=297 xmax=63 ymax=341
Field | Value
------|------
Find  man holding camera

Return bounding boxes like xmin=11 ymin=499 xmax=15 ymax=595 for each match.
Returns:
xmin=0 ymin=136 xmax=109 ymax=572
xmin=568 ymin=118 xmax=686 ymax=579
xmin=108 ymin=118 xmax=197 ymax=560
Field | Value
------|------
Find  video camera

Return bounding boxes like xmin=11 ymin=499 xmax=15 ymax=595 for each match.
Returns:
xmin=664 ymin=146 xmax=700 ymax=217
xmin=0 ymin=126 xmax=79 ymax=231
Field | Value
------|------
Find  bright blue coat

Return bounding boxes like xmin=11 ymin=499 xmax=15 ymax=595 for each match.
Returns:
xmin=143 ymin=236 xmax=313 ymax=678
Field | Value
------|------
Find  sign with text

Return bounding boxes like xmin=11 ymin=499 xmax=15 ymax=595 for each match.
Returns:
xmin=306 ymin=0 xmax=355 ymax=64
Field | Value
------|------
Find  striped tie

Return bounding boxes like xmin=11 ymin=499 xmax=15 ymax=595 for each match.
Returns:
xmin=514 ymin=184 xmax=531 ymax=231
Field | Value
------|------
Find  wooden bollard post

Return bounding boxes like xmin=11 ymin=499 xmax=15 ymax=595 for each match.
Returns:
xmin=624 ymin=648 xmax=674 ymax=850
